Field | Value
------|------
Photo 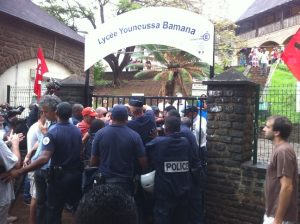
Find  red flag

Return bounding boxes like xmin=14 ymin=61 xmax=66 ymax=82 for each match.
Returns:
xmin=34 ymin=48 xmax=48 ymax=101
xmin=281 ymin=28 xmax=300 ymax=81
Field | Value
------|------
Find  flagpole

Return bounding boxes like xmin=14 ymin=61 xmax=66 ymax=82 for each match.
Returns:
xmin=209 ymin=25 xmax=215 ymax=79
xmin=84 ymin=69 xmax=90 ymax=107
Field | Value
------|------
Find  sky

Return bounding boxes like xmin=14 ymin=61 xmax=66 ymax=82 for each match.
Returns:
xmin=226 ymin=0 xmax=255 ymax=21
xmin=74 ymin=0 xmax=256 ymax=33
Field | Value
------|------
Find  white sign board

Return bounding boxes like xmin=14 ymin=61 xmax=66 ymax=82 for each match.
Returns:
xmin=85 ymin=7 xmax=214 ymax=70
xmin=192 ymin=89 xmax=207 ymax=97
xmin=297 ymin=82 xmax=300 ymax=112
xmin=192 ymin=83 xmax=206 ymax=90
xmin=132 ymin=93 xmax=144 ymax=96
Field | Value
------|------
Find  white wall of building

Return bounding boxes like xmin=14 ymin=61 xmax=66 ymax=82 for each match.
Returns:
xmin=0 ymin=59 xmax=71 ymax=104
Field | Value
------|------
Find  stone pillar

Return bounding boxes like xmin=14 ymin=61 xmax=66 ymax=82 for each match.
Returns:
xmin=56 ymin=74 xmax=94 ymax=106
xmin=203 ymin=71 xmax=259 ymax=224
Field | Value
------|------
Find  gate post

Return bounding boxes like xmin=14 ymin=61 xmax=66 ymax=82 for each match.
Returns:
xmin=203 ymin=70 xmax=260 ymax=223
xmin=6 ymin=85 xmax=11 ymax=104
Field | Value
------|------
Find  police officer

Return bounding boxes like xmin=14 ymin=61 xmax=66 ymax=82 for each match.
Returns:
xmin=167 ymin=110 xmax=206 ymax=224
xmin=146 ymin=116 xmax=200 ymax=224
xmin=90 ymin=105 xmax=147 ymax=195
xmin=4 ymin=101 xmax=83 ymax=224
xmin=127 ymin=98 xmax=157 ymax=145
xmin=127 ymin=98 xmax=156 ymax=224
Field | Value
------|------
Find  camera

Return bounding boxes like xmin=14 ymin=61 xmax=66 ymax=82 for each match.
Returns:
xmin=0 ymin=104 xmax=25 ymax=119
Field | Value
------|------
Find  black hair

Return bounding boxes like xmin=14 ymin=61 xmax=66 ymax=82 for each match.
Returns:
xmin=56 ymin=102 xmax=72 ymax=121
xmin=72 ymin=104 xmax=84 ymax=114
xmin=164 ymin=105 xmax=176 ymax=112
xmin=89 ymin=119 xmax=105 ymax=134
xmin=269 ymin=116 xmax=292 ymax=140
xmin=26 ymin=104 xmax=39 ymax=128
xmin=181 ymin=117 xmax=192 ymax=128
xmin=164 ymin=116 xmax=181 ymax=133
xmin=166 ymin=109 xmax=180 ymax=118
xmin=75 ymin=185 xmax=137 ymax=224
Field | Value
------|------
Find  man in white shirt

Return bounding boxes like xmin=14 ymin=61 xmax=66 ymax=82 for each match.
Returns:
xmin=183 ymin=106 xmax=207 ymax=147
xmin=172 ymin=92 xmax=188 ymax=117
xmin=260 ymin=48 xmax=269 ymax=76
xmin=0 ymin=133 xmax=22 ymax=224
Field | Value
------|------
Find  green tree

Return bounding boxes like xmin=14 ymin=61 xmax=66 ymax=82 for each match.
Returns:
xmin=34 ymin=0 xmax=137 ymax=87
xmin=128 ymin=45 xmax=205 ymax=96
xmin=214 ymin=19 xmax=245 ymax=70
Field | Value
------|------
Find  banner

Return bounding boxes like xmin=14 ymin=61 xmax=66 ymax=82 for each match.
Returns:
xmin=281 ymin=28 xmax=300 ymax=81
xmin=85 ymin=7 xmax=214 ymax=70
xmin=34 ymin=48 xmax=48 ymax=101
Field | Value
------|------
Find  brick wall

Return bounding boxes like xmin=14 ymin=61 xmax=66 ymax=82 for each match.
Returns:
xmin=0 ymin=13 xmax=84 ymax=76
xmin=203 ymin=72 xmax=300 ymax=224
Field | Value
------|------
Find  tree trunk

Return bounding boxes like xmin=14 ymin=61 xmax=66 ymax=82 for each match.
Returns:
xmin=104 ymin=46 xmax=135 ymax=87
xmin=112 ymin=69 xmax=122 ymax=87
xmin=165 ymin=79 xmax=175 ymax=96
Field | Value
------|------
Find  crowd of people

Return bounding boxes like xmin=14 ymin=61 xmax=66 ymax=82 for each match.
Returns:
xmin=0 ymin=94 xmax=208 ymax=224
xmin=0 ymin=94 xmax=298 ymax=224
xmin=239 ymin=46 xmax=282 ymax=76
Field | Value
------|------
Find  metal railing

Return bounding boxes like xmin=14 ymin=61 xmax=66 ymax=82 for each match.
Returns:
xmin=6 ymin=85 xmax=46 ymax=118
xmin=254 ymin=85 xmax=300 ymax=164
xmin=92 ymin=95 xmax=204 ymax=111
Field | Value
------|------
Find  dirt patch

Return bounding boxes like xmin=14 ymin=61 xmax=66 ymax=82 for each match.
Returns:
xmin=10 ymin=192 xmax=75 ymax=224
xmin=94 ymin=78 xmax=192 ymax=96
xmin=94 ymin=79 xmax=161 ymax=96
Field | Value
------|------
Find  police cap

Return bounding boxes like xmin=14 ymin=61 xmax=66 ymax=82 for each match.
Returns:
xmin=182 ymin=105 xmax=198 ymax=114
xmin=129 ymin=98 xmax=144 ymax=108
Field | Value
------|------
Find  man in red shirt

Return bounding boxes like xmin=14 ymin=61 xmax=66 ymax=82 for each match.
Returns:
xmin=77 ymin=107 xmax=97 ymax=137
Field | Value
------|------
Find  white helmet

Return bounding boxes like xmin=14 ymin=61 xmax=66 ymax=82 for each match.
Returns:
xmin=140 ymin=170 xmax=156 ymax=193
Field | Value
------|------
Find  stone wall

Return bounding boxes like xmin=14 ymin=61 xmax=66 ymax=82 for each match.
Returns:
xmin=0 ymin=13 xmax=84 ymax=76
xmin=203 ymin=72 xmax=300 ymax=224
xmin=56 ymin=74 xmax=93 ymax=106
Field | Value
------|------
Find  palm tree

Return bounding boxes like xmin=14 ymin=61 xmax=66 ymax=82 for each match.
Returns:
xmin=127 ymin=45 xmax=208 ymax=96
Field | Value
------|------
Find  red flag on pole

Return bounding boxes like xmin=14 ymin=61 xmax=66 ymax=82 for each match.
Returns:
xmin=281 ymin=28 xmax=300 ymax=81
xmin=34 ymin=48 xmax=48 ymax=101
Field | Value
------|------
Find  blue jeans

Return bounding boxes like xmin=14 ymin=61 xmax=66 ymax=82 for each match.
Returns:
xmin=23 ymin=174 xmax=31 ymax=203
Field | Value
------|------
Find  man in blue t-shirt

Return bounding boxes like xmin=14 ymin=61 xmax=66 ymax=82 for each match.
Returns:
xmin=126 ymin=98 xmax=157 ymax=223
xmin=90 ymin=105 xmax=147 ymax=195
xmin=127 ymin=98 xmax=157 ymax=145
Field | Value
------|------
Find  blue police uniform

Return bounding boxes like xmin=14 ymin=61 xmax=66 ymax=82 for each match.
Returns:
xmin=146 ymin=133 xmax=197 ymax=224
xmin=180 ymin=125 xmax=205 ymax=224
xmin=127 ymin=110 xmax=157 ymax=145
xmin=127 ymin=109 xmax=157 ymax=224
xmin=42 ymin=121 xmax=83 ymax=224
xmin=91 ymin=124 xmax=145 ymax=195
